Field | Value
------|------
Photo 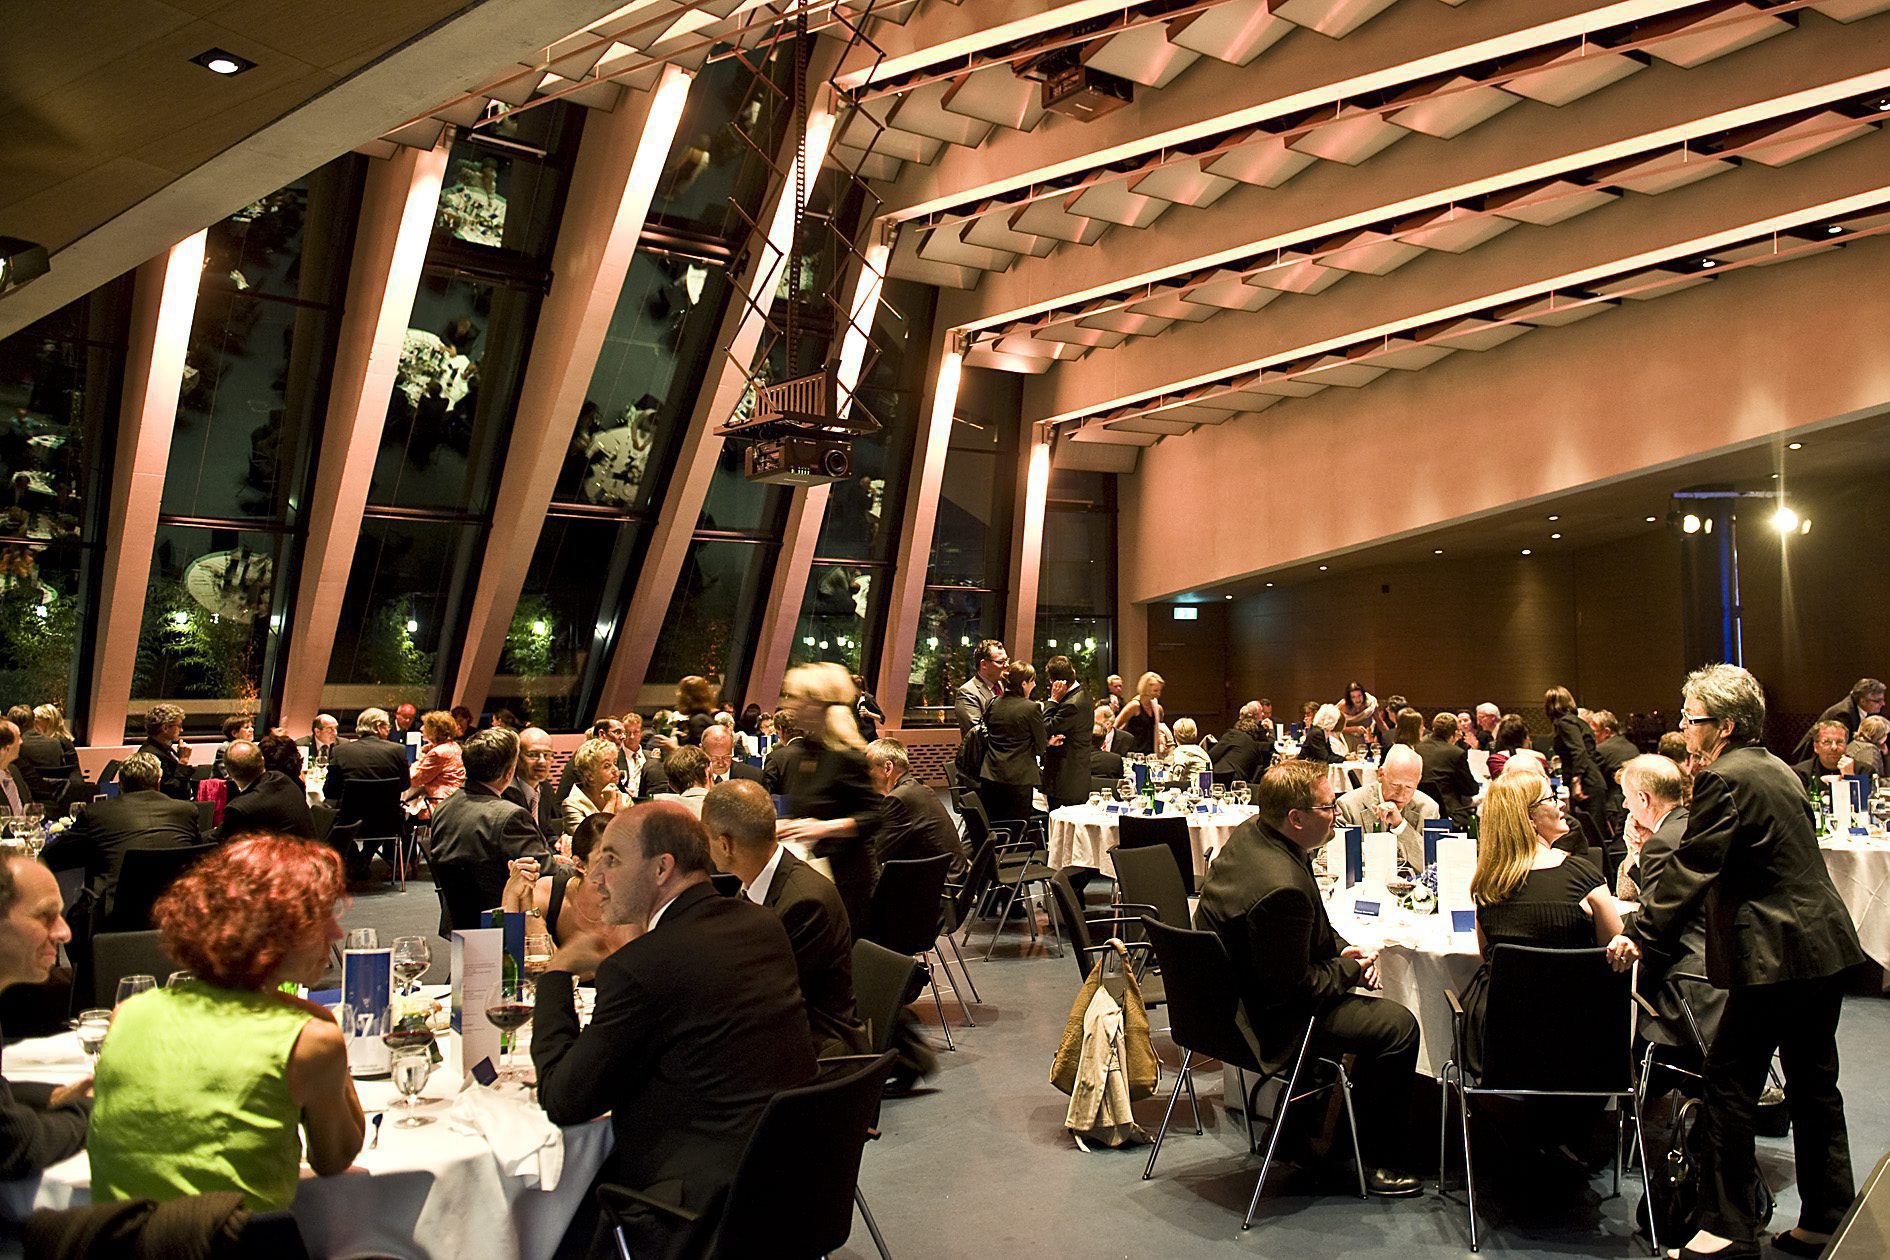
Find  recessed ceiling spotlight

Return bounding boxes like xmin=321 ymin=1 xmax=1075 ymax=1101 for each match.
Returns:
xmin=192 ymin=47 xmax=255 ymax=75
xmin=1265 ymin=582 xmax=1274 ymax=587
xmin=1551 ymin=532 xmax=1562 ymax=540
xmin=1645 ymin=516 xmax=1658 ymax=523
xmin=1520 ymin=548 xmax=1532 ymax=556
xmin=1681 ymin=514 xmax=1702 ymax=534
xmin=1878 ymin=98 xmax=1890 ymax=113
xmin=1224 ymin=594 xmax=1233 ymax=600
xmin=1826 ymin=225 xmax=1845 ymax=236
xmin=1548 ymin=515 xmax=1560 ymax=522
xmin=1773 ymin=505 xmax=1800 ymax=534
xmin=1787 ymin=441 xmax=1803 ymax=450
xmin=1318 ymin=565 xmax=1328 ymax=571
xmin=1698 ymin=258 xmax=1719 ymax=270
xmin=1433 ymin=548 xmax=1444 ymax=555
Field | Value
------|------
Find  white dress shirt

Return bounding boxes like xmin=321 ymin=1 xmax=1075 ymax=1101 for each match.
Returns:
xmin=744 ymin=845 xmax=787 ymax=907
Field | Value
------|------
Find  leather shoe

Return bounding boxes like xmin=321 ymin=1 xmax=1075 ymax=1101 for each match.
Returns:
xmin=1365 ymin=1168 xmax=1422 ymax=1198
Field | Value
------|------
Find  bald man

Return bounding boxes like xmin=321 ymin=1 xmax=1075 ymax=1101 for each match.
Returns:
xmin=1335 ymin=745 xmax=1440 ymax=869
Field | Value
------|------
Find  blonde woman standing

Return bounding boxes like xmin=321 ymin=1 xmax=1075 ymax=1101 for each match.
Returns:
xmin=776 ymin=662 xmax=880 ymax=939
xmin=1111 ymin=672 xmax=1164 ymax=757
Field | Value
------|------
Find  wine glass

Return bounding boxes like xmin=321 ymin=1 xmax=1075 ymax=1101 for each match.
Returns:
xmin=389 ymin=1049 xmax=435 ymax=1127
xmin=484 ymin=979 xmax=535 ymax=1082
xmin=1231 ymin=781 xmax=1248 ymax=807
xmin=1114 ymin=778 xmax=1134 ymax=805
xmin=1211 ymin=782 xmax=1227 ymax=809
xmin=74 ymin=1008 xmax=111 ymax=1065
xmin=115 ymin=974 xmax=155 ymax=1007
xmin=165 ymin=971 xmax=194 ymax=989
xmin=523 ymin=933 xmax=553 ymax=977
xmin=391 ymin=936 xmax=430 ymax=996
xmin=345 ymin=928 xmax=379 ymax=951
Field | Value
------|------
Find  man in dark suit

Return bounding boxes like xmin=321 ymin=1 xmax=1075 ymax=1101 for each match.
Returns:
xmin=217 ymin=740 xmax=314 ymax=841
xmin=295 ymin=713 xmax=340 ymax=768
xmin=1630 ymin=665 xmax=1865 ymax=1259
xmin=1591 ymin=709 xmax=1639 ymax=835
xmin=429 ymin=728 xmax=549 ymax=929
xmin=42 ymin=752 xmax=200 ymax=921
xmin=0 ymin=852 xmax=91 ymax=1180
xmin=952 ymin=639 xmax=1007 ymax=736
xmin=322 ymin=708 xmax=411 ymax=803
xmin=1039 ymin=656 xmax=1092 ymax=810
xmin=533 ymin=803 xmax=816 ymax=1257
xmin=762 ymin=711 xmax=802 ymax=795
xmin=1210 ymin=701 xmax=1274 ymax=783
xmin=1194 ymin=759 xmax=1421 ymax=1198
xmin=136 ymin=703 xmax=195 ymax=801
xmin=0 ymin=720 xmax=35 ymax=818
xmin=1790 ymin=677 xmax=1885 ymax=762
xmin=502 ymin=726 xmax=563 ymax=842
xmin=1794 ymin=720 xmax=1854 ymax=795
xmin=700 ymin=724 xmax=765 ymax=788
xmin=703 ymin=780 xmax=868 ymax=1059
xmin=866 ymin=738 xmax=967 ymax=873
xmin=1413 ymin=712 xmax=1479 ymax=830
xmin=1617 ymin=754 xmax=1721 ymax=1045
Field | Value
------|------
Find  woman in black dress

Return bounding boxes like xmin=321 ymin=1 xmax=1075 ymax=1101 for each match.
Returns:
xmin=777 ymin=662 xmax=881 ymax=939
xmin=1111 ymin=672 xmax=1165 ymax=757
xmin=1546 ymin=685 xmax=1610 ymax=861
xmin=1301 ymin=703 xmax=1348 ymax=764
xmin=980 ymin=662 xmax=1048 ymax=821
xmin=1459 ymin=768 xmax=1638 ymax=1077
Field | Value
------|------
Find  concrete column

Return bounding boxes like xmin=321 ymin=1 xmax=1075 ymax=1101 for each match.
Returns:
xmin=1006 ymin=430 xmax=1052 ymax=664
xmin=85 ymin=231 xmax=206 ymax=743
xmin=450 ymin=67 xmax=695 ymax=718
xmin=277 ymin=143 xmax=447 ymax=732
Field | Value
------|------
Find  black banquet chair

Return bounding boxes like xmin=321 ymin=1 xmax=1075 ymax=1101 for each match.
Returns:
xmin=1047 ymin=869 xmax=1163 ymax=1009
xmin=1117 ymin=813 xmax=1197 ymax=895
xmin=1109 ymin=841 xmax=1192 ymax=938
xmin=861 ymin=854 xmax=966 ymax=1046
xmin=101 ymin=843 xmax=217 ymax=933
xmin=91 ymin=931 xmax=185 ymax=1008
xmin=598 ymin=1050 xmax=898 ymax=1260
xmin=1139 ymin=916 xmax=1365 ymax=1228
xmin=1439 ymin=944 xmax=1653 ymax=1254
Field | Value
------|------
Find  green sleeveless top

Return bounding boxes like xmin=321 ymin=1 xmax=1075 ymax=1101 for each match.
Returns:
xmin=88 ymin=983 xmax=313 ymax=1211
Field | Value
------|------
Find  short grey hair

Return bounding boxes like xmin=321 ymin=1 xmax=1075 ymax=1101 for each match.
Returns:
xmin=1620 ymin=753 xmax=1686 ymax=805
xmin=119 ymin=751 xmax=164 ymax=791
xmin=356 ymin=707 xmax=391 ymax=736
xmin=1475 ymin=702 xmax=1500 ymax=720
xmin=866 ymin=738 xmax=909 ymax=775
xmin=1682 ymin=663 xmax=1766 ymax=743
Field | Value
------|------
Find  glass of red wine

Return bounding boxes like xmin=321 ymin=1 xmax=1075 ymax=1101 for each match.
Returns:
xmin=483 ymin=979 xmax=535 ymax=1082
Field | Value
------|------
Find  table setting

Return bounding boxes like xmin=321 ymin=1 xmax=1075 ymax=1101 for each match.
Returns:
xmin=1049 ymin=767 xmax=1257 ymax=878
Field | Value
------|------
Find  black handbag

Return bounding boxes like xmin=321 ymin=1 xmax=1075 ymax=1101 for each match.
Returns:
xmin=1638 ymin=1095 xmax=1774 ymax=1243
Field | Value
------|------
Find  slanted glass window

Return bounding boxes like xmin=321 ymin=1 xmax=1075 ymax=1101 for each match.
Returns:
xmin=431 ymin=106 xmax=578 ymax=260
xmin=321 ymin=517 xmax=486 ymax=714
xmin=1037 ymin=468 xmax=1117 ymax=699
xmin=788 ymin=566 xmax=878 ymax=676
xmin=131 ymin=526 xmax=290 ymax=720
xmin=643 ymin=539 xmax=774 ymax=705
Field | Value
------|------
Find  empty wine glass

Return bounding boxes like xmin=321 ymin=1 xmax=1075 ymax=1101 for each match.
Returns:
xmin=114 ymin=975 xmax=155 ymax=1007
xmin=345 ymin=928 xmax=379 ymax=951
xmin=523 ymin=933 xmax=553 ymax=977
xmin=1211 ymin=782 xmax=1227 ymax=807
xmin=1114 ymin=778 xmax=1134 ymax=805
xmin=165 ymin=971 xmax=194 ymax=989
xmin=389 ymin=1049 xmax=435 ymax=1127
xmin=1231 ymin=781 xmax=1248 ymax=806
xmin=484 ymin=979 xmax=535 ymax=1082
xmin=391 ymin=936 xmax=430 ymax=996
xmin=74 ymin=1008 xmax=111 ymax=1065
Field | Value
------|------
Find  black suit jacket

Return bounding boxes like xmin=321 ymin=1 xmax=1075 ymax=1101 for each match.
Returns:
xmin=1793 ymin=697 xmax=1865 ymax=761
xmin=43 ymin=791 xmax=202 ymax=916
xmin=1194 ymin=817 xmax=1359 ymax=1075
xmin=710 ymin=761 xmax=767 ymax=789
xmin=875 ymin=776 xmax=968 ymax=874
xmin=1414 ymin=736 xmax=1479 ymax=829
xmin=1630 ymin=742 xmax=1864 ymax=988
xmin=760 ymin=849 xmax=869 ymax=1058
xmin=783 ymin=744 xmax=881 ymax=930
xmin=0 ymin=1029 xmax=89 ymax=1180
xmin=1090 ymin=746 xmax=1125 ymax=782
xmin=322 ymin=735 xmax=411 ymax=804
xmin=1596 ymin=733 xmax=1639 ymax=824
xmin=217 ymin=771 xmax=314 ymax=841
xmin=533 ymin=882 xmax=816 ymax=1224
xmin=1551 ymin=713 xmax=1606 ymax=808
xmin=1301 ymin=727 xmax=1344 ymax=764
xmin=502 ymin=779 xmax=562 ymax=843
xmin=1623 ymin=806 xmax=1725 ymax=1042
xmin=979 ymin=694 xmax=1045 ymax=786
xmin=1210 ymin=728 xmax=1272 ymax=782
xmin=762 ymin=738 xmax=803 ymax=796
xmin=17 ymin=733 xmax=80 ymax=805
xmin=136 ymin=739 xmax=194 ymax=802
xmin=1041 ymin=684 xmax=1093 ymax=808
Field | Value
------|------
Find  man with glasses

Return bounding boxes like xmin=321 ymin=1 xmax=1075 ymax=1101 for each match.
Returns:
xmin=1194 ymin=759 xmax=1422 ymax=1198
xmin=1791 ymin=677 xmax=1885 ymax=762
xmin=1631 ymin=665 xmax=1863 ymax=1260
xmin=1793 ymin=720 xmax=1855 ymax=796
xmin=502 ymin=727 xmax=561 ymax=842
xmin=1335 ymin=745 xmax=1437 ymax=870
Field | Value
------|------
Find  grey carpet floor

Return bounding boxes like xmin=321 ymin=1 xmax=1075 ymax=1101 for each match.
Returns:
xmin=341 ymin=877 xmax=1890 ymax=1258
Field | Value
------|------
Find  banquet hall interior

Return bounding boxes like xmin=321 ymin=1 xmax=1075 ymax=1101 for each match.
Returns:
xmin=7 ymin=0 xmax=1890 ymax=1256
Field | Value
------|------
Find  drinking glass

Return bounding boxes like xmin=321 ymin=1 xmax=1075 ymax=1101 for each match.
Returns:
xmin=523 ymin=933 xmax=553 ymax=976
xmin=165 ymin=971 xmax=194 ymax=989
xmin=389 ymin=1049 xmax=435 ymax=1127
xmin=484 ymin=979 xmax=535 ymax=1081
xmin=1114 ymin=779 xmax=1134 ymax=805
xmin=1231 ymin=781 xmax=1248 ymax=806
xmin=74 ymin=1009 xmax=111 ymax=1065
xmin=391 ymin=936 xmax=430 ymax=995
xmin=1211 ymin=783 xmax=1226 ymax=807
xmin=345 ymin=928 xmax=379 ymax=951
xmin=114 ymin=975 xmax=155 ymax=1007
xmin=1086 ymin=792 xmax=1103 ymax=811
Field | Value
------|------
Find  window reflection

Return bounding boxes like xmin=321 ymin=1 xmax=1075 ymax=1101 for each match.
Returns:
xmin=323 ymin=518 xmax=483 ymax=710
xmin=644 ymin=540 xmax=773 ymax=703
xmin=436 ymin=153 xmax=510 ymax=247
xmin=790 ymin=566 xmax=877 ymax=674
xmin=131 ymin=526 xmax=284 ymax=725
xmin=906 ymin=588 xmax=991 ymax=719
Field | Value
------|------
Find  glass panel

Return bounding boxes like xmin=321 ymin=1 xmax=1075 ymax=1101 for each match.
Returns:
xmin=432 ymin=130 xmax=569 ymax=257
xmin=928 ymin=449 xmax=1006 ymax=590
xmin=788 ymin=565 xmax=878 ymax=675
xmin=1039 ymin=508 xmax=1114 ymax=617
xmin=556 ymin=251 xmax=729 ymax=510
xmin=0 ymin=539 xmax=87 ymax=710
xmin=322 ymin=517 xmax=484 ymax=714
xmin=203 ymin=162 xmax=359 ymax=305
xmin=699 ymin=441 xmax=788 ymax=533
xmin=904 ymin=588 xmax=993 ymax=723
xmin=166 ymin=290 xmax=330 ymax=520
xmin=131 ymin=525 xmax=287 ymax=732
xmin=647 ymin=44 xmax=794 ymax=244
xmin=487 ymin=516 xmax=645 ymax=731
xmin=644 ymin=539 xmax=775 ymax=703
xmin=374 ymin=273 xmax=537 ymax=512
xmin=1034 ymin=614 xmax=1114 ymax=700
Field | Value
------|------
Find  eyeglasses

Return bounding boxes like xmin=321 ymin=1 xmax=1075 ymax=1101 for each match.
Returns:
xmin=1681 ymin=715 xmax=1718 ymax=727
xmin=1530 ymin=797 xmax=1558 ymax=811
xmin=1306 ymin=801 xmax=1339 ymax=815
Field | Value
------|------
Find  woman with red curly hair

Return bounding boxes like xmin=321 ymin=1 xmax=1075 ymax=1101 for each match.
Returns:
xmin=87 ymin=837 xmax=364 ymax=1209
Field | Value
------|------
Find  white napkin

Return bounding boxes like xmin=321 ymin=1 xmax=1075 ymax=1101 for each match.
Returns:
xmin=450 ymin=1081 xmax=565 ymax=1191
xmin=4 ymin=1032 xmax=89 ymax=1068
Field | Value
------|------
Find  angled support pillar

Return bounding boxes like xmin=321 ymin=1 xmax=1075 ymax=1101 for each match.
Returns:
xmin=86 ymin=231 xmax=206 ymax=744
xmin=450 ymin=67 xmax=696 ymax=720
xmin=277 ymin=143 xmax=447 ymax=733
xmin=1005 ymin=428 xmax=1051 ymax=666
xmin=597 ymin=47 xmax=842 ymax=715
xmin=744 ymin=232 xmax=892 ymax=714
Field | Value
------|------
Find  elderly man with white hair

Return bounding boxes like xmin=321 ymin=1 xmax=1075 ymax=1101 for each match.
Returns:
xmin=1335 ymin=744 xmax=1439 ymax=869
xmin=1474 ymin=703 xmax=1501 ymax=747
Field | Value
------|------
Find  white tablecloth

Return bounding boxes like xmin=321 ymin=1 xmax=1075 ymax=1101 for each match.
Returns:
xmin=1821 ymin=837 xmax=1890 ymax=970
xmin=1 ymin=1028 xmax=613 ymax=1260
xmin=1047 ymin=805 xmax=1256 ymax=878
xmin=1327 ymin=902 xmax=1483 ymax=1078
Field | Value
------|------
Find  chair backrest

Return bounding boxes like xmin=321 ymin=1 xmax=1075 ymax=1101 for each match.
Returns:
xmin=944 ymin=832 xmax=997 ymax=932
xmin=1111 ymin=841 xmax=1192 ymax=931
xmin=1048 ymin=869 xmax=1099 ymax=983
xmin=1478 ymin=944 xmax=1635 ymax=1093
xmin=308 ymin=803 xmax=337 ymax=843
xmin=1117 ymin=813 xmax=1196 ymax=895
xmin=92 ymin=930 xmax=185 ymax=1007
xmin=1140 ymin=916 xmax=1266 ymax=1073
xmin=103 ymin=844 xmax=217 ymax=932
xmin=195 ymin=800 xmax=216 ymax=832
xmin=861 ymin=854 xmax=951 ymax=955
xmin=98 ymin=758 xmax=123 ymax=788
xmin=337 ymin=777 xmax=405 ymax=837
xmin=850 ymin=939 xmax=918 ymax=1055
xmin=433 ymin=861 xmax=492 ymax=935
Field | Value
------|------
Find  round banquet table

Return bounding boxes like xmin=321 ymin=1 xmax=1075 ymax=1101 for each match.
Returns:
xmin=1047 ymin=804 xmax=1256 ymax=879
xmin=1325 ymin=900 xmax=1483 ymax=1079
xmin=1820 ymin=836 xmax=1890 ymax=970
xmin=0 ymin=1022 xmax=613 ymax=1260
